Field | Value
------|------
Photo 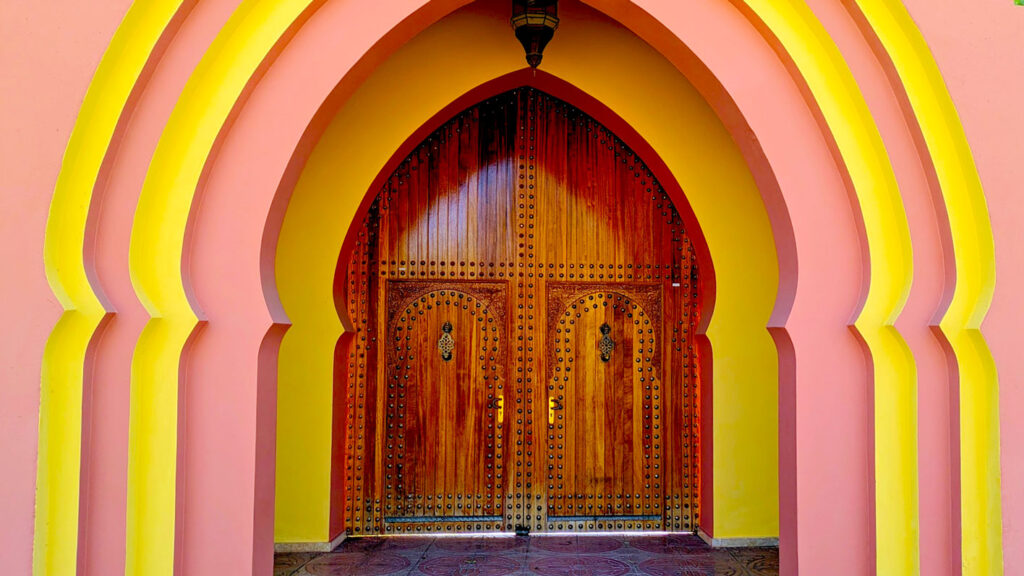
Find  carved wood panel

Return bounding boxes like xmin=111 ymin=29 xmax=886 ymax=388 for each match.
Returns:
xmin=545 ymin=284 xmax=663 ymax=531
xmin=340 ymin=88 xmax=700 ymax=535
xmin=382 ymin=281 xmax=508 ymax=530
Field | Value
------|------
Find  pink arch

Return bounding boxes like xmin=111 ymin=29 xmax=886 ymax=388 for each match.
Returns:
xmin=821 ymin=1 xmax=957 ymax=573
xmin=179 ymin=1 xmax=869 ymax=575
xmin=7 ymin=1 xmax=1007 ymax=575
xmin=76 ymin=3 xmax=240 ymax=574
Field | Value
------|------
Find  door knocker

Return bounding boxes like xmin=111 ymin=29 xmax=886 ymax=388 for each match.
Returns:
xmin=598 ymin=323 xmax=615 ymax=362
xmin=438 ymin=321 xmax=455 ymax=361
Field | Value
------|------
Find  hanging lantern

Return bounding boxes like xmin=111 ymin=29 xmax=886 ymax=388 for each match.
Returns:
xmin=511 ymin=0 xmax=559 ymax=69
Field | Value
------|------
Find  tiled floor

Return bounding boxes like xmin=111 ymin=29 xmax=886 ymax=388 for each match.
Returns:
xmin=275 ymin=534 xmax=779 ymax=576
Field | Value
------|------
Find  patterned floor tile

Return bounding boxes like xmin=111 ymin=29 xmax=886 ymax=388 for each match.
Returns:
xmin=528 ymin=555 xmax=632 ymax=576
xmin=532 ymin=536 xmax=623 ymax=554
xmin=727 ymin=548 xmax=778 ymax=575
xmin=302 ymin=551 xmax=412 ymax=576
xmin=433 ymin=537 xmax=527 ymax=554
xmin=528 ymin=535 xmax=577 ymax=555
xmin=275 ymin=552 xmax=319 ymax=576
xmin=636 ymin=554 xmax=748 ymax=576
xmin=338 ymin=536 xmax=434 ymax=553
xmin=626 ymin=535 xmax=708 ymax=556
xmin=277 ymin=535 xmax=777 ymax=576
xmin=414 ymin=554 xmax=523 ymax=576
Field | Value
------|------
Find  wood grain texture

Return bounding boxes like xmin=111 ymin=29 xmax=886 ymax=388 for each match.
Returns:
xmin=384 ymin=281 xmax=508 ymax=527
xmin=339 ymin=89 xmax=700 ymax=535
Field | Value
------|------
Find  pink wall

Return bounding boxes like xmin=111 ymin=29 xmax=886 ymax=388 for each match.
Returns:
xmin=615 ymin=2 xmax=868 ymax=571
xmin=0 ymin=0 xmax=132 ymax=570
xmin=80 ymin=2 xmax=243 ymax=573
xmin=904 ymin=2 xmax=1024 ymax=571
xmin=3 ymin=0 xmax=1022 ymax=574
xmin=805 ymin=1 xmax=955 ymax=572
xmin=183 ymin=0 xmax=872 ymax=572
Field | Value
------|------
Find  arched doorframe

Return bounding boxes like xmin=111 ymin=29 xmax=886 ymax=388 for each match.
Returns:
xmin=251 ymin=3 xmax=821 ymax=567
xmin=29 ymin=0 xmax=1001 ymax=570
xmin=53 ymin=0 xmax=873 ymax=573
xmin=328 ymin=70 xmax=720 ymax=537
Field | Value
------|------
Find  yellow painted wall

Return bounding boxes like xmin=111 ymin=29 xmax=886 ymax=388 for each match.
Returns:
xmin=30 ymin=0 xmax=1002 ymax=570
xmin=851 ymin=1 xmax=1000 ymax=572
xmin=127 ymin=2 xmax=313 ymax=572
xmin=37 ymin=2 xmax=185 ymax=574
xmin=275 ymin=0 xmax=778 ymax=542
xmin=738 ymin=0 xmax=916 ymax=572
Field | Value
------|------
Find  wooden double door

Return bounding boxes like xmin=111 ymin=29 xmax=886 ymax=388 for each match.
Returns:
xmin=340 ymin=89 xmax=699 ymax=535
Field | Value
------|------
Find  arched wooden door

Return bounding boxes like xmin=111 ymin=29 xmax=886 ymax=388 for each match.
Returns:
xmin=341 ymin=89 xmax=700 ymax=536
xmin=383 ymin=283 xmax=509 ymax=527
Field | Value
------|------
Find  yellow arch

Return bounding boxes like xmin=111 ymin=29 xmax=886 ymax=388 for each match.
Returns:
xmin=126 ymin=1 xmax=314 ymax=573
xmin=36 ymin=2 xmax=185 ymax=574
xmin=274 ymin=2 xmax=779 ymax=542
xmin=852 ymin=1 xmax=1002 ymax=573
xmin=41 ymin=0 xmax=1000 ymax=574
xmin=738 ymin=0 xmax=919 ymax=572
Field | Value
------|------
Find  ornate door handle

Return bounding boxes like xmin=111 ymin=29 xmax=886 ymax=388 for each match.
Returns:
xmin=489 ymin=395 xmax=504 ymax=424
xmin=598 ymin=323 xmax=615 ymax=362
xmin=548 ymin=397 xmax=564 ymax=425
xmin=438 ymin=321 xmax=455 ymax=361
